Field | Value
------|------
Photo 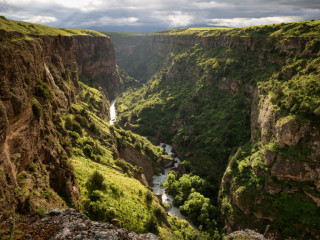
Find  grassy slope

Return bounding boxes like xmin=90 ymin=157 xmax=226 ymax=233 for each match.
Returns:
xmin=154 ymin=19 xmax=320 ymax=37
xmin=0 ymin=16 xmax=105 ymax=36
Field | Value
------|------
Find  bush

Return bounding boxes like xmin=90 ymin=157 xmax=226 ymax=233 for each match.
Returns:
xmin=115 ymin=159 xmax=130 ymax=173
xmin=71 ymin=122 xmax=82 ymax=136
xmin=87 ymin=170 xmax=105 ymax=191
xmin=83 ymin=199 xmax=115 ymax=222
xmin=74 ymin=114 xmax=89 ymax=128
xmin=144 ymin=216 xmax=158 ymax=234
xmin=89 ymin=123 xmax=100 ymax=135
xmin=64 ymin=116 xmax=73 ymax=130
xmin=153 ymin=205 xmax=166 ymax=221
xmin=145 ymin=191 xmax=153 ymax=204
xmin=83 ymin=144 xmax=93 ymax=158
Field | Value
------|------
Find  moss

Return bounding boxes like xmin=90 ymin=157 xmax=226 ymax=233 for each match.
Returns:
xmin=35 ymin=80 xmax=51 ymax=100
xmin=31 ymin=98 xmax=42 ymax=119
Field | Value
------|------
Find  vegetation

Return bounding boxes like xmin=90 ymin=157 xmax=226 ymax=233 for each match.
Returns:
xmin=115 ymin=19 xmax=320 ymax=238
xmin=53 ymin=80 xmax=207 ymax=238
xmin=164 ymin=173 xmax=219 ymax=235
xmin=2 ymin=16 xmax=320 ymax=239
xmin=0 ymin=16 xmax=105 ymax=37
xmin=154 ymin=19 xmax=320 ymax=37
xmin=219 ymin=142 xmax=320 ymax=238
xmin=117 ymin=43 xmax=253 ymax=181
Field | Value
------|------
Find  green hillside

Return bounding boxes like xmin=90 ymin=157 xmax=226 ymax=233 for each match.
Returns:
xmin=0 ymin=16 xmax=105 ymax=36
xmin=115 ymin=19 xmax=320 ymax=238
xmin=154 ymin=19 xmax=320 ymax=37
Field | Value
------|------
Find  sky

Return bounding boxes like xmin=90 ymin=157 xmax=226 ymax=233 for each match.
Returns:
xmin=0 ymin=0 xmax=320 ymax=32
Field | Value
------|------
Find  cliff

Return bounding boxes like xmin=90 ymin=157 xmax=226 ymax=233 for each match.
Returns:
xmin=114 ymin=20 xmax=320 ymax=238
xmin=0 ymin=29 xmax=120 ymax=212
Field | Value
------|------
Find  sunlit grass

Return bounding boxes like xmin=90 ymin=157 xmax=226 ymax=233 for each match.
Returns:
xmin=71 ymin=155 xmax=157 ymax=233
xmin=153 ymin=19 xmax=320 ymax=37
xmin=0 ymin=16 xmax=105 ymax=37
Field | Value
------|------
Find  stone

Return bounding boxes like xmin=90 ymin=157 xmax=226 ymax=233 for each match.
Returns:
xmin=264 ymin=149 xmax=276 ymax=167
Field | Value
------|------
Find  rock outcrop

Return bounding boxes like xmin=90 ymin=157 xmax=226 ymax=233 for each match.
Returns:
xmin=0 ymin=208 xmax=161 ymax=239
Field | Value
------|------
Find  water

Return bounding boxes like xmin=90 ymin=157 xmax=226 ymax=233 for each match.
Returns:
xmin=109 ymin=100 xmax=116 ymax=125
xmin=152 ymin=143 xmax=188 ymax=220
xmin=108 ymin=102 xmax=195 ymax=227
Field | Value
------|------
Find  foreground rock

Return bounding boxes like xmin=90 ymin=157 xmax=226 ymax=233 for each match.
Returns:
xmin=0 ymin=209 xmax=161 ymax=240
xmin=224 ymin=229 xmax=266 ymax=240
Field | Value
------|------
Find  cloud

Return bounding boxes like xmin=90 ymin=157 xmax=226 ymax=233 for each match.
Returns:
xmin=83 ymin=16 xmax=139 ymax=27
xmin=0 ymin=0 xmax=319 ymax=32
xmin=208 ymin=16 xmax=305 ymax=27
xmin=167 ymin=11 xmax=193 ymax=27
xmin=23 ymin=15 xmax=57 ymax=23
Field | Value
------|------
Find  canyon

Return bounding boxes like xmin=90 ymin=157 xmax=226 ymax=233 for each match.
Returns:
xmin=0 ymin=17 xmax=319 ymax=239
xmin=113 ymin=22 xmax=320 ymax=239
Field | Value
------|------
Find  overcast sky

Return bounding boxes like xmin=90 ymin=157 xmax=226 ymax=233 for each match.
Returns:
xmin=0 ymin=0 xmax=320 ymax=32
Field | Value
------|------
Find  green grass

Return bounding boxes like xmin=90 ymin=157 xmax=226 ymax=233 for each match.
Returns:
xmin=0 ymin=16 xmax=105 ymax=37
xmin=153 ymin=19 xmax=320 ymax=37
xmin=72 ymin=155 xmax=159 ymax=233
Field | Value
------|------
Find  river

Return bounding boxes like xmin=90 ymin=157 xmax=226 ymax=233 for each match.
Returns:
xmin=109 ymin=99 xmax=195 ymax=227
xmin=152 ymin=143 xmax=187 ymax=219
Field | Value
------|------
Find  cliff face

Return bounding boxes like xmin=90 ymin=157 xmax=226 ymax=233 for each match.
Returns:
xmin=0 ymin=30 xmax=120 ymax=212
xmin=115 ymin=23 xmax=320 ymax=238
xmin=73 ymin=35 xmax=121 ymax=100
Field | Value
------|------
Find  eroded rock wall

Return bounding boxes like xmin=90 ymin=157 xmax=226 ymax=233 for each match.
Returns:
xmin=0 ymin=30 xmax=120 ymax=212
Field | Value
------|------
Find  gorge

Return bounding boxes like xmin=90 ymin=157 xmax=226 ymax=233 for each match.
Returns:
xmin=0 ymin=16 xmax=319 ymax=240
xmin=111 ymin=22 xmax=320 ymax=239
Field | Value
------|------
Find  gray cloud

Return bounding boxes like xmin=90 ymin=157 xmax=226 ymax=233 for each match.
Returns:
xmin=0 ymin=0 xmax=319 ymax=32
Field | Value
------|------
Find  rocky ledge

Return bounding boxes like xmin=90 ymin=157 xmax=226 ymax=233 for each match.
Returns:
xmin=224 ymin=229 xmax=266 ymax=240
xmin=1 ymin=209 xmax=161 ymax=240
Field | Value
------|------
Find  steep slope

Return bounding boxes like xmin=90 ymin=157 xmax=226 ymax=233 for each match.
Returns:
xmin=114 ymin=20 xmax=320 ymax=238
xmin=0 ymin=24 xmax=121 ymax=211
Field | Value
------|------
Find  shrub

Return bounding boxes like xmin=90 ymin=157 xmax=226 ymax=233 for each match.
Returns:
xmin=87 ymin=170 xmax=105 ymax=191
xmin=71 ymin=122 xmax=82 ymax=136
xmin=144 ymin=216 xmax=158 ymax=234
xmin=83 ymin=144 xmax=93 ymax=158
xmin=83 ymin=199 xmax=115 ymax=222
xmin=74 ymin=114 xmax=89 ymax=128
xmin=115 ymin=159 xmax=130 ymax=173
xmin=145 ymin=191 xmax=153 ymax=204
xmin=89 ymin=123 xmax=100 ymax=135
xmin=64 ymin=116 xmax=73 ymax=130
xmin=153 ymin=205 xmax=166 ymax=221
